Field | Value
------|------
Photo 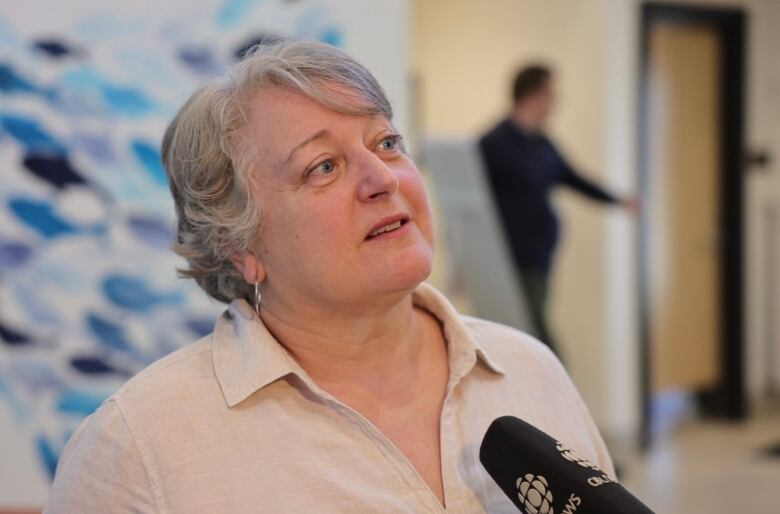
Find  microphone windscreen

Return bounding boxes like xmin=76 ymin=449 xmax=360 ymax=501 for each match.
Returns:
xmin=480 ymin=416 xmax=654 ymax=514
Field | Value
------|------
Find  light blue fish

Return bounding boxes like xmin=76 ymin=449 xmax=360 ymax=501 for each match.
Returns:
xmin=55 ymin=388 xmax=108 ymax=417
xmin=9 ymin=360 xmax=65 ymax=393
xmin=101 ymin=83 xmax=155 ymax=116
xmin=217 ymin=0 xmax=263 ymax=28
xmin=71 ymin=131 xmax=115 ymax=163
xmin=11 ymin=283 xmax=62 ymax=327
xmin=54 ymin=67 xmax=156 ymax=117
xmin=0 ymin=238 xmax=33 ymax=269
xmin=0 ymin=375 xmax=28 ymax=423
xmin=127 ymin=213 xmax=175 ymax=248
xmin=36 ymin=435 xmax=59 ymax=480
xmin=319 ymin=26 xmax=343 ymax=47
xmin=102 ymin=274 xmax=183 ymax=312
xmin=0 ymin=15 xmax=20 ymax=48
xmin=131 ymin=140 xmax=167 ymax=186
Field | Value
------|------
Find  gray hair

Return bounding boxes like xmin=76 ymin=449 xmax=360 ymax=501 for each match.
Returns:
xmin=161 ymin=39 xmax=393 ymax=303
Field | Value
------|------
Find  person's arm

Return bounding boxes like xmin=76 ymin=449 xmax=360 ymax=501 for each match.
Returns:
xmin=552 ymin=141 xmax=619 ymax=204
xmin=562 ymin=168 xmax=619 ymax=204
xmin=44 ymin=400 xmax=159 ymax=513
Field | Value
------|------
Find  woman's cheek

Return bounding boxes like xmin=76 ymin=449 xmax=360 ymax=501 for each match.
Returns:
xmin=299 ymin=202 xmax=347 ymax=248
xmin=405 ymin=173 xmax=432 ymax=217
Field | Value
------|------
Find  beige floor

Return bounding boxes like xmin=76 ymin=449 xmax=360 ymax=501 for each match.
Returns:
xmin=620 ymin=405 xmax=780 ymax=513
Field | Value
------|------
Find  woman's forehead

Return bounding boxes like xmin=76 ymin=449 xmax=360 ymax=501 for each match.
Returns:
xmin=246 ymin=88 xmax=391 ymax=157
xmin=248 ymin=85 xmax=382 ymax=128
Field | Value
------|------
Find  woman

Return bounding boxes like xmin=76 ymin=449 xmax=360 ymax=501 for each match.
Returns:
xmin=45 ymin=39 xmax=614 ymax=513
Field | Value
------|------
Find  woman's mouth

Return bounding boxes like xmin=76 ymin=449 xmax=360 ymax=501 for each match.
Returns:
xmin=365 ymin=216 xmax=411 ymax=241
xmin=369 ymin=220 xmax=403 ymax=237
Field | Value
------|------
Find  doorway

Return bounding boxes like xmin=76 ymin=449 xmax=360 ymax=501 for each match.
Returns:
xmin=638 ymin=3 xmax=747 ymax=447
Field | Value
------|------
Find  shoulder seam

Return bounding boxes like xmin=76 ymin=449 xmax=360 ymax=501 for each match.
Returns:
xmin=111 ymin=399 xmax=168 ymax=513
xmin=114 ymin=338 xmax=213 ymax=400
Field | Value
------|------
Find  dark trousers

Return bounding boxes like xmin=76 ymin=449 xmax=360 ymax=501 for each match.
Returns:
xmin=517 ymin=266 xmax=561 ymax=360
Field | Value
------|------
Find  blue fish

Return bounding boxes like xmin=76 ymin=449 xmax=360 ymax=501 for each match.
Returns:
xmin=23 ymin=154 xmax=88 ymax=189
xmin=86 ymin=312 xmax=135 ymax=354
xmin=131 ymin=140 xmax=167 ymax=186
xmin=102 ymin=274 xmax=182 ymax=312
xmin=54 ymin=68 xmax=155 ymax=117
xmin=0 ymin=239 xmax=33 ymax=269
xmin=217 ymin=0 xmax=263 ymax=27
xmin=186 ymin=317 xmax=214 ymax=338
xmin=0 ymin=376 xmax=28 ymax=422
xmin=0 ymin=319 xmax=31 ymax=346
xmin=0 ymin=15 xmax=20 ymax=48
xmin=233 ymin=33 xmax=281 ymax=60
xmin=0 ymin=114 xmax=66 ymax=154
xmin=70 ymin=356 xmax=125 ymax=376
xmin=10 ymin=360 xmax=65 ymax=392
xmin=33 ymin=39 xmax=82 ymax=59
xmin=8 ymin=197 xmax=77 ymax=238
xmin=12 ymin=284 xmax=62 ymax=327
xmin=0 ymin=63 xmax=38 ymax=93
xmin=178 ymin=47 xmax=223 ymax=76
xmin=55 ymin=388 xmax=107 ymax=416
xmin=127 ymin=213 xmax=175 ymax=248
xmin=72 ymin=132 xmax=115 ymax=163
xmin=101 ymin=84 xmax=155 ymax=116
xmin=36 ymin=435 xmax=59 ymax=479
xmin=319 ymin=27 xmax=343 ymax=47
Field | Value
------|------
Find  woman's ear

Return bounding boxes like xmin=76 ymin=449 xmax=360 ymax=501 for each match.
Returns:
xmin=229 ymin=252 xmax=267 ymax=284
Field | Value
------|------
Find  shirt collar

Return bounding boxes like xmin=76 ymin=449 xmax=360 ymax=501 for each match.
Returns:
xmin=212 ymin=282 xmax=505 ymax=408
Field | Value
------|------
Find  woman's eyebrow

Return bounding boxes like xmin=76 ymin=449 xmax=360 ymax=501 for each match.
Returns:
xmin=284 ymin=129 xmax=330 ymax=166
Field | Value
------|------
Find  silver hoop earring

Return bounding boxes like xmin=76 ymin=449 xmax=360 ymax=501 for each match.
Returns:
xmin=253 ymin=281 xmax=260 ymax=317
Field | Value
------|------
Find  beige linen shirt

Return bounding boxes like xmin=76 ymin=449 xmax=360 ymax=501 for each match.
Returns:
xmin=45 ymin=282 xmax=615 ymax=513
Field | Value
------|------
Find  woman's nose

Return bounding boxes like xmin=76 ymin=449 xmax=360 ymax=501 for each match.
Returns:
xmin=355 ymin=152 xmax=400 ymax=202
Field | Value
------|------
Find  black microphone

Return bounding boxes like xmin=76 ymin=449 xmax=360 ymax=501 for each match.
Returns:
xmin=479 ymin=416 xmax=654 ymax=514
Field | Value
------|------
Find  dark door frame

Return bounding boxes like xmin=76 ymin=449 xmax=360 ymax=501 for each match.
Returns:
xmin=637 ymin=2 xmax=747 ymax=448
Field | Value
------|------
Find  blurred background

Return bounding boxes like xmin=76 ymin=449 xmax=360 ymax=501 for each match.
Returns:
xmin=0 ymin=0 xmax=778 ymax=512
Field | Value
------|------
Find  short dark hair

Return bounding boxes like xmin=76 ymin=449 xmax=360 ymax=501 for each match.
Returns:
xmin=512 ymin=64 xmax=552 ymax=103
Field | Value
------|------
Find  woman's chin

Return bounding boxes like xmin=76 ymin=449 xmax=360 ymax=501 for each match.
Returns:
xmin=367 ymin=250 xmax=433 ymax=293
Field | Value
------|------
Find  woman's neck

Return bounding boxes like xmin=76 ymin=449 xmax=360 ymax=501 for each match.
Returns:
xmin=257 ymin=291 xmax=431 ymax=392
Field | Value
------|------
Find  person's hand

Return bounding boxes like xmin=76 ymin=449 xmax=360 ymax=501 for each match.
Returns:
xmin=621 ymin=196 xmax=641 ymax=216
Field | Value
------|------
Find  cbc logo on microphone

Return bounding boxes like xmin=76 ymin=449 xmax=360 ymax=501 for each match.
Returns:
xmin=516 ymin=473 xmax=554 ymax=514
xmin=555 ymin=442 xmax=601 ymax=472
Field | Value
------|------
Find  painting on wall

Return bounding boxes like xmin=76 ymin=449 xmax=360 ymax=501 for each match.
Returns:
xmin=0 ymin=0 xmax=360 ymax=504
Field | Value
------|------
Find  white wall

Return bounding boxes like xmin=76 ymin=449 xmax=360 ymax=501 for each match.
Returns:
xmin=413 ymin=0 xmax=633 ymax=442
xmin=413 ymin=0 xmax=780 ymax=448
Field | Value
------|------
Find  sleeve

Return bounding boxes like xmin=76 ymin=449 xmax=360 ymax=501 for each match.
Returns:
xmin=553 ymin=142 xmax=619 ymax=204
xmin=44 ymin=399 xmax=160 ymax=513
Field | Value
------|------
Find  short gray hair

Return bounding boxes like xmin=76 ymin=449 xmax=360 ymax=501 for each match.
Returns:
xmin=161 ymin=39 xmax=393 ymax=303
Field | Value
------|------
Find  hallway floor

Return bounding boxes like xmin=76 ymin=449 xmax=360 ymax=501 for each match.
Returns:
xmin=620 ymin=404 xmax=780 ymax=513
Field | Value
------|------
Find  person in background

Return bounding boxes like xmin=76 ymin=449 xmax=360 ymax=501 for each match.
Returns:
xmin=479 ymin=64 xmax=637 ymax=360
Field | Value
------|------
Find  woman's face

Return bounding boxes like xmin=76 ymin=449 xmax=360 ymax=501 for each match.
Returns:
xmin=244 ymin=86 xmax=434 ymax=309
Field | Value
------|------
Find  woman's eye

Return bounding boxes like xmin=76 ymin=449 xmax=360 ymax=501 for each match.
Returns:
xmin=378 ymin=135 xmax=402 ymax=152
xmin=308 ymin=159 xmax=335 ymax=176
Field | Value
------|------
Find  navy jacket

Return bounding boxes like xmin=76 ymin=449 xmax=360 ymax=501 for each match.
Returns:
xmin=479 ymin=119 xmax=617 ymax=272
